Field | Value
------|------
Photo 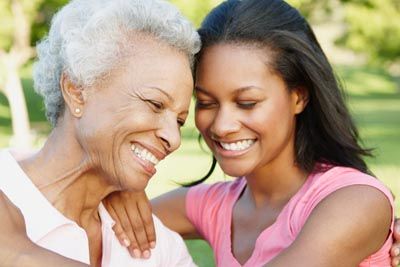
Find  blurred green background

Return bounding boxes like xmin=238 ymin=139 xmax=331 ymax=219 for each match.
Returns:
xmin=0 ymin=0 xmax=399 ymax=266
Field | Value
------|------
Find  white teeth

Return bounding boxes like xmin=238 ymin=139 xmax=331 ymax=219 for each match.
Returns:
xmin=130 ymin=144 xmax=160 ymax=165
xmin=220 ymin=139 xmax=255 ymax=151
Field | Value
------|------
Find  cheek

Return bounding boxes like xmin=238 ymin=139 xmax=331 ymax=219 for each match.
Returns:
xmin=247 ymin=101 xmax=294 ymax=135
xmin=194 ymin=109 xmax=212 ymax=134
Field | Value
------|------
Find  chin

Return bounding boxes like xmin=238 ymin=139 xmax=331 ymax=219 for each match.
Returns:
xmin=117 ymin=172 xmax=150 ymax=192
xmin=219 ymin=164 xmax=251 ymax=178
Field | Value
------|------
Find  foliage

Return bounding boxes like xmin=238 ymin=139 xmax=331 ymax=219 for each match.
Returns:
xmin=31 ymin=0 xmax=69 ymax=45
xmin=1 ymin=0 xmax=399 ymax=65
xmin=338 ymin=0 xmax=400 ymax=64
xmin=0 ymin=0 xmax=43 ymax=51
xmin=287 ymin=0 xmax=333 ymax=19
xmin=170 ymin=0 xmax=222 ymax=27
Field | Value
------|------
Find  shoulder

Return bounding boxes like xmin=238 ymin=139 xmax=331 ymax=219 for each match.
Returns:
xmin=302 ymin=166 xmax=393 ymax=210
xmin=277 ymin=184 xmax=393 ymax=266
xmin=291 ymin=166 xmax=394 ymax=238
xmin=309 ymin=183 xmax=392 ymax=255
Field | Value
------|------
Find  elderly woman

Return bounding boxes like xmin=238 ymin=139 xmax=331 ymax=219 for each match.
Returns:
xmin=0 ymin=0 xmax=200 ymax=266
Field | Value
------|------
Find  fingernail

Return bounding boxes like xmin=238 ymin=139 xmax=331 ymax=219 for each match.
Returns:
xmin=123 ymin=238 xmax=130 ymax=247
xmin=143 ymin=250 xmax=150 ymax=259
xmin=133 ymin=249 xmax=141 ymax=258
xmin=395 ymin=259 xmax=399 ymax=266
xmin=395 ymin=247 xmax=400 ymax=256
xmin=150 ymin=241 xmax=156 ymax=249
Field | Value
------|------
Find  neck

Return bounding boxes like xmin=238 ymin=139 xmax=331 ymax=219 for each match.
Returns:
xmin=244 ymin=141 xmax=308 ymax=209
xmin=18 ymin=121 xmax=117 ymax=228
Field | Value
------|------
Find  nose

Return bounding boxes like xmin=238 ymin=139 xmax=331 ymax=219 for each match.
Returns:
xmin=156 ymin=113 xmax=181 ymax=153
xmin=210 ymin=106 xmax=241 ymax=138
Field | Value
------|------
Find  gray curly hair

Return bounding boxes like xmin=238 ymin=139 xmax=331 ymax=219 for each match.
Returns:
xmin=33 ymin=0 xmax=201 ymax=126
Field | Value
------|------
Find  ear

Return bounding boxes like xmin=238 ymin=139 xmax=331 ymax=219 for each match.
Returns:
xmin=60 ymin=73 xmax=84 ymax=118
xmin=292 ymin=87 xmax=309 ymax=115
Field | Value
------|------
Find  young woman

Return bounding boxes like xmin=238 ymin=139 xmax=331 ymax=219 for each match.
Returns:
xmin=103 ymin=0 xmax=399 ymax=266
xmin=0 ymin=0 xmax=200 ymax=266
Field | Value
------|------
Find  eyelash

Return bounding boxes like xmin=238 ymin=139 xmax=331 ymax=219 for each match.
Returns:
xmin=147 ymin=100 xmax=164 ymax=111
xmin=195 ymin=101 xmax=216 ymax=109
xmin=177 ymin=119 xmax=185 ymax=127
xmin=145 ymin=99 xmax=186 ymax=127
xmin=237 ymin=102 xmax=257 ymax=109
xmin=195 ymin=101 xmax=257 ymax=109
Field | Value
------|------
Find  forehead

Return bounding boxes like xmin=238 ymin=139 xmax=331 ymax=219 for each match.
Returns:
xmin=195 ymin=43 xmax=277 ymax=92
xmin=103 ymin=36 xmax=194 ymax=107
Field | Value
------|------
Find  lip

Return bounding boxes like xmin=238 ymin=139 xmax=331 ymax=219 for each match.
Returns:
xmin=131 ymin=151 xmax=156 ymax=176
xmin=130 ymin=142 xmax=166 ymax=177
xmin=212 ymin=139 xmax=256 ymax=158
xmin=132 ymin=141 xmax=167 ymax=161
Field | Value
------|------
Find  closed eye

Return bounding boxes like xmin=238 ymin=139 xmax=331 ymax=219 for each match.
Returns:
xmin=237 ymin=101 xmax=257 ymax=109
xmin=147 ymin=100 xmax=164 ymax=111
xmin=195 ymin=100 xmax=217 ymax=109
xmin=177 ymin=119 xmax=186 ymax=127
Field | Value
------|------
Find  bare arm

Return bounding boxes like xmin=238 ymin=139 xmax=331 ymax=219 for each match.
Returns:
xmin=151 ymin=187 xmax=200 ymax=239
xmin=15 ymin=245 xmax=89 ymax=267
xmin=265 ymin=185 xmax=392 ymax=267
xmin=104 ymin=186 xmax=400 ymax=264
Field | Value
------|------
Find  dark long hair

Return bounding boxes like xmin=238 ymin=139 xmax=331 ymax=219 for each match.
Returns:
xmin=184 ymin=0 xmax=372 ymax=187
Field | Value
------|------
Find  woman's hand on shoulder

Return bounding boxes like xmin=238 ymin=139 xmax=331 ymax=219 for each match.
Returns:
xmin=103 ymin=190 xmax=155 ymax=259
xmin=103 ymin=187 xmax=199 ymax=260
xmin=392 ymin=218 xmax=400 ymax=266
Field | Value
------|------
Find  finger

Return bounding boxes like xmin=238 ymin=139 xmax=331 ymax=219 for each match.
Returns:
xmin=137 ymin=199 xmax=156 ymax=248
xmin=392 ymin=257 xmax=399 ymax=267
xmin=108 ymin=208 xmax=131 ymax=248
xmin=113 ymin=225 xmax=131 ymax=247
xmin=110 ymin=205 xmax=143 ymax=258
xmin=391 ymin=243 xmax=400 ymax=256
xmin=104 ymin=198 xmax=131 ymax=246
xmin=125 ymin=204 xmax=151 ymax=258
xmin=394 ymin=218 xmax=400 ymax=241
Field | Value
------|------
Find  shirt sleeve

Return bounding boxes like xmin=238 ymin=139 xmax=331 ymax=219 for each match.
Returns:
xmin=185 ymin=182 xmax=228 ymax=243
xmin=293 ymin=167 xmax=394 ymax=235
xmin=185 ymin=184 xmax=211 ymax=239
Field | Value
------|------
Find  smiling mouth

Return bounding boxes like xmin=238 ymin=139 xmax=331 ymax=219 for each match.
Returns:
xmin=218 ymin=139 xmax=256 ymax=151
xmin=131 ymin=144 xmax=160 ymax=166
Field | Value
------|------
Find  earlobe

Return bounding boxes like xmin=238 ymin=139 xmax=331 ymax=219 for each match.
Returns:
xmin=60 ymin=73 xmax=84 ymax=118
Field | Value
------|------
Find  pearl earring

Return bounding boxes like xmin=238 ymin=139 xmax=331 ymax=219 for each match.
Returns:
xmin=74 ymin=108 xmax=81 ymax=114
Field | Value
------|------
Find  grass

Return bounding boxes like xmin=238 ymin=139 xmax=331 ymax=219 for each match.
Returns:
xmin=0 ymin=64 xmax=399 ymax=267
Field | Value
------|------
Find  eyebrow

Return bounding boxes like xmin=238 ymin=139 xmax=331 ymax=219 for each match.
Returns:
xmin=143 ymin=86 xmax=173 ymax=102
xmin=144 ymin=86 xmax=189 ymax=115
xmin=194 ymin=86 xmax=212 ymax=96
xmin=195 ymin=85 xmax=263 ymax=96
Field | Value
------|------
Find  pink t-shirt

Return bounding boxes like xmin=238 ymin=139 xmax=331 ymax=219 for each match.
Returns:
xmin=186 ymin=166 xmax=394 ymax=267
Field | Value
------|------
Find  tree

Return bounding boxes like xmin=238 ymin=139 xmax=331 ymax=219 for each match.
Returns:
xmin=289 ymin=0 xmax=400 ymax=65
xmin=338 ymin=0 xmax=400 ymax=65
xmin=0 ymin=0 xmax=66 ymax=148
xmin=0 ymin=0 xmax=39 ymax=148
xmin=171 ymin=0 xmax=223 ymax=27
